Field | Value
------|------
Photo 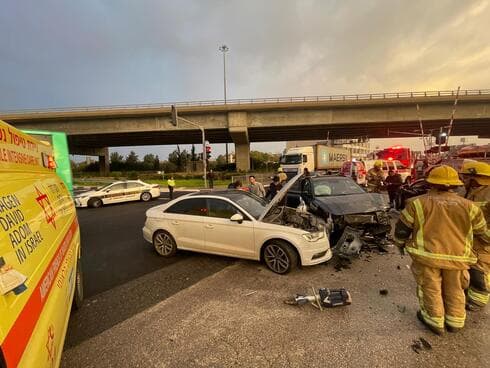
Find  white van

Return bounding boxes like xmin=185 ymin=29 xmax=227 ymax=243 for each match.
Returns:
xmin=364 ymin=160 xmax=411 ymax=183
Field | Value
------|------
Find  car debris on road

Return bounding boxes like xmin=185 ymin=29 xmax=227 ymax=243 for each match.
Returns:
xmin=284 ymin=287 xmax=352 ymax=310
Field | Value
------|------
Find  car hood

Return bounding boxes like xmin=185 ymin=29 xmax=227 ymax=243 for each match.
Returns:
xmin=258 ymin=173 xmax=303 ymax=221
xmin=314 ymin=193 xmax=389 ymax=215
xmin=74 ymin=190 xmax=99 ymax=198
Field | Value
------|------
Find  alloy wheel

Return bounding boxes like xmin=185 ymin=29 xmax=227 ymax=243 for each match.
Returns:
xmin=264 ymin=243 xmax=290 ymax=273
xmin=154 ymin=232 xmax=175 ymax=256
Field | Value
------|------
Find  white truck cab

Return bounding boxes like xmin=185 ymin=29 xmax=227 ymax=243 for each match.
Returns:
xmin=279 ymin=146 xmax=315 ymax=177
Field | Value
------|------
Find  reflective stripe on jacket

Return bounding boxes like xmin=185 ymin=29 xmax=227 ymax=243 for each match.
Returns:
xmin=399 ymin=189 xmax=489 ymax=270
xmin=466 ymin=185 xmax=490 ymax=222
xmin=466 ymin=185 xmax=490 ymax=269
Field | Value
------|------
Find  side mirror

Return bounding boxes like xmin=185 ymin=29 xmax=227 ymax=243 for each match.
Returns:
xmin=230 ymin=213 xmax=243 ymax=224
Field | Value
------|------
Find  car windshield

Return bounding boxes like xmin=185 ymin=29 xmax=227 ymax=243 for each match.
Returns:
xmin=280 ymin=154 xmax=302 ymax=164
xmin=312 ymin=177 xmax=366 ymax=196
xmin=217 ymin=192 xmax=267 ymax=219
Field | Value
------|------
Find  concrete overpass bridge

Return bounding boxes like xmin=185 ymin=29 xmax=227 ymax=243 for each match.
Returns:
xmin=2 ymin=89 xmax=489 ymax=172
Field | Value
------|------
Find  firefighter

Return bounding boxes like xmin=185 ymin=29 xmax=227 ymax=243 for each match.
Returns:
xmin=460 ymin=160 xmax=490 ymax=310
xmin=367 ymin=160 xmax=384 ymax=193
xmin=277 ymin=167 xmax=288 ymax=183
xmin=394 ymin=165 xmax=490 ymax=335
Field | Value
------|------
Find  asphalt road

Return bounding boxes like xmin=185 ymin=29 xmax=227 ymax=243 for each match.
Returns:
xmin=65 ymin=192 xmax=234 ymax=349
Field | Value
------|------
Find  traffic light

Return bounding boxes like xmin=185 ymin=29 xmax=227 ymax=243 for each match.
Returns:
xmin=206 ymin=145 xmax=211 ymax=160
xmin=171 ymin=105 xmax=178 ymax=126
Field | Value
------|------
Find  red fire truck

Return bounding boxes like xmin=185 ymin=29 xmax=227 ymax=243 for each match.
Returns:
xmin=376 ymin=146 xmax=412 ymax=168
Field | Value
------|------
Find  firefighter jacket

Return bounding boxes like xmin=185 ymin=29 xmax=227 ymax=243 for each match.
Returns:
xmin=466 ymin=185 xmax=490 ymax=269
xmin=367 ymin=168 xmax=384 ymax=191
xmin=398 ymin=189 xmax=490 ymax=270
xmin=466 ymin=185 xmax=490 ymax=222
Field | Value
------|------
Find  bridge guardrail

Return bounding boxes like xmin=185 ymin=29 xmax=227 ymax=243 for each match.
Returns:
xmin=1 ymin=89 xmax=489 ymax=115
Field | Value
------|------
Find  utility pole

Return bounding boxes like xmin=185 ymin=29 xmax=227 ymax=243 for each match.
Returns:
xmin=219 ymin=44 xmax=230 ymax=165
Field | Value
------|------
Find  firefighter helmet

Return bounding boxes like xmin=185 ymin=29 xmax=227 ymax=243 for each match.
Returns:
xmin=426 ymin=165 xmax=463 ymax=187
xmin=460 ymin=160 xmax=490 ymax=185
xmin=374 ymin=160 xmax=383 ymax=168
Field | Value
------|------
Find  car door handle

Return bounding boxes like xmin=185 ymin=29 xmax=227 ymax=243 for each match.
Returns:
xmin=205 ymin=224 xmax=214 ymax=229
xmin=171 ymin=221 xmax=180 ymax=225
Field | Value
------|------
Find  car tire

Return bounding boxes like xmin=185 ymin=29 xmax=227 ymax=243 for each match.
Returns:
xmin=140 ymin=192 xmax=152 ymax=202
xmin=153 ymin=230 xmax=177 ymax=257
xmin=262 ymin=240 xmax=298 ymax=274
xmin=72 ymin=259 xmax=84 ymax=310
xmin=88 ymin=197 xmax=103 ymax=208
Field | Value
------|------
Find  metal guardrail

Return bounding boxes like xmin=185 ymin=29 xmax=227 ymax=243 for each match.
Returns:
xmin=2 ymin=89 xmax=489 ymax=115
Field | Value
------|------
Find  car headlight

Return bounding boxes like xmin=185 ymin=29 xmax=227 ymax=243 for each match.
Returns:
xmin=302 ymin=231 xmax=325 ymax=242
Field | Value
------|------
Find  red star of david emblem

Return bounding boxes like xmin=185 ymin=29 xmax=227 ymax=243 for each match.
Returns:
xmin=46 ymin=324 xmax=56 ymax=363
xmin=35 ymin=186 xmax=56 ymax=229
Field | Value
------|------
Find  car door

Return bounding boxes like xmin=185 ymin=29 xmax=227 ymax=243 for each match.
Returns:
xmin=164 ymin=198 xmax=206 ymax=250
xmin=204 ymin=198 xmax=255 ymax=258
xmin=102 ymin=183 xmax=127 ymax=204
xmin=125 ymin=182 xmax=144 ymax=201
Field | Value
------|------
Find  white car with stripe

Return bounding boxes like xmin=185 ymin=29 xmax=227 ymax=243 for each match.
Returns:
xmin=74 ymin=180 xmax=160 ymax=208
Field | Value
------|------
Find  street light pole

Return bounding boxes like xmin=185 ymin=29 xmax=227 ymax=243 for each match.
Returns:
xmin=219 ymin=44 xmax=229 ymax=164
xmin=219 ymin=44 xmax=229 ymax=103
xmin=173 ymin=114 xmax=207 ymax=188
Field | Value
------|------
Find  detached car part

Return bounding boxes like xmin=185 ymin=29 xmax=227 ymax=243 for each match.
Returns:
xmin=285 ymin=287 xmax=352 ymax=309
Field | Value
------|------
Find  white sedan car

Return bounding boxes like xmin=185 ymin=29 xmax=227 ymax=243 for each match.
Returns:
xmin=75 ymin=180 xmax=161 ymax=208
xmin=143 ymin=175 xmax=332 ymax=274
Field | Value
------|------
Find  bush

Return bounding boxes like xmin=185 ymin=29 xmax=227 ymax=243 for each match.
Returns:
xmin=127 ymin=171 xmax=139 ymax=180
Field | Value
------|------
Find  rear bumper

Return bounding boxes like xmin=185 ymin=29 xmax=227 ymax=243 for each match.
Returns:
xmin=142 ymin=226 xmax=153 ymax=244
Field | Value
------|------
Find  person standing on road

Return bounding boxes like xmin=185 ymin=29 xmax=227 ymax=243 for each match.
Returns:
xmin=277 ymin=167 xmax=288 ymax=184
xmin=461 ymin=160 xmax=490 ymax=310
xmin=385 ymin=169 xmax=403 ymax=207
xmin=367 ymin=160 xmax=384 ymax=193
xmin=394 ymin=165 xmax=490 ymax=335
xmin=167 ymin=176 xmax=175 ymax=200
xmin=266 ymin=176 xmax=282 ymax=200
xmin=248 ymin=175 xmax=266 ymax=198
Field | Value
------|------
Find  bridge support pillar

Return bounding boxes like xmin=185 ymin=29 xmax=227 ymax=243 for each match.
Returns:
xmin=228 ymin=112 xmax=250 ymax=172
xmin=69 ymin=146 xmax=110 ymax=176
xmin=98 ymin=147 xmax=110 ymax=176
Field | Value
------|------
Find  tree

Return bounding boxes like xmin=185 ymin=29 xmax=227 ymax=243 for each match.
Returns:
xmin=142 ymin=154 xmax=156 ymax=170
xmin=110 ymin=151 xmax=124 ymax=164
xmin=153 ymin=155 xmax=160 ymax=170
xmin=168 ymin=146 xmax=190 ymax=172
xmin=125 ymin=151 xmax=139 ymax=170
xmin=250 ymin=151 xmax=280 ymax=171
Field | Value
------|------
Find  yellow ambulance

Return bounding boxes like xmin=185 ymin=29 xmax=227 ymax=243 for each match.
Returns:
xmin=0 ymin=119 xmax=82 ymax=368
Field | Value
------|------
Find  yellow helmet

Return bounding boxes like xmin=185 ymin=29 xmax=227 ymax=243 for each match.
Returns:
xmin=277 ymin=167 xmax=284 ymax=173
xmin=426 ymin=165 xmax=463 ymax=187
xmin=460 ymin=160 xmax=490 ymax=185
xmin=374 ymin=160 xmax=383 ymax=168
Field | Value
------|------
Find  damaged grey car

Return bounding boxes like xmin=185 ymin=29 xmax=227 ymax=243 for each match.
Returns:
xmin=283 ymin=174 xmax=392 ymax=257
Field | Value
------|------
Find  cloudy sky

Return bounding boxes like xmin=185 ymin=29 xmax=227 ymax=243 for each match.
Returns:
xmin=1 ymin=0 xmax=489 ymax=158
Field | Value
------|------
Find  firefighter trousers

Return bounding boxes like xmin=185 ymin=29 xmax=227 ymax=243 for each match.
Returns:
xmin=411 ymin=262 xmax=469 ymax=330
xmin=468 ymin=266 xmax=490 ymax=307
xmin=468 ymin=242 xmax=490 ymax=307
